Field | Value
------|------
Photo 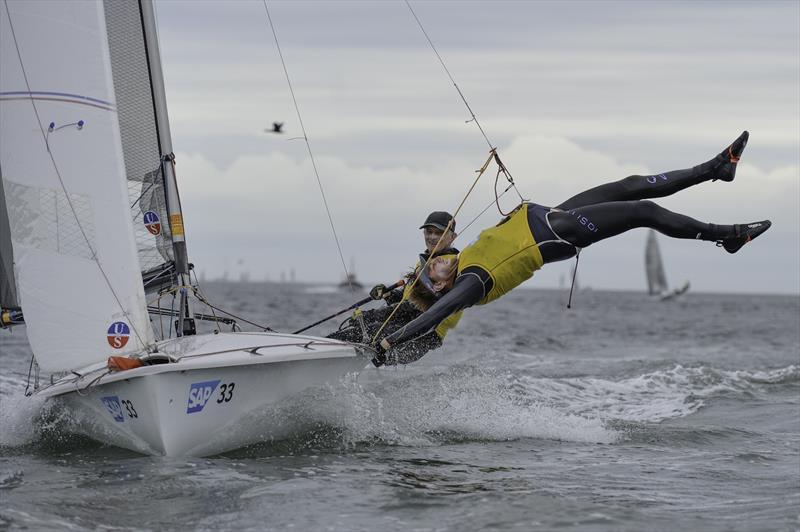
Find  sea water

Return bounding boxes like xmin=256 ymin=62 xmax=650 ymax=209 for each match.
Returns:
xmin=1 ymin=283 xmax=798 ymax=531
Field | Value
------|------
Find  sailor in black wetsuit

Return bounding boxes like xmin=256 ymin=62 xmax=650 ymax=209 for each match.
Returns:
xmin=373 ymin=131 xmax=772 ymax=366
xmin=326 ymin=211 xmax=464 ymax=362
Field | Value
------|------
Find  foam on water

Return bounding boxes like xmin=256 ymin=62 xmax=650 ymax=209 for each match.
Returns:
xmin=0 ymin=376 xmax=46 ymax=447
xmin=0 ymin=376 xmax=89 ymax=451
xmin=1 ymin=362 xmax=795 ymax=453
xmin=256 ymin=366 xmax=619 ymax=447
xmin=522 ymin=363 xmax=799 ymax=423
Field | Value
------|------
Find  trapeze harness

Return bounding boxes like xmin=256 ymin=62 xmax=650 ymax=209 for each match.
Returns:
xmin=329 ymin=247 xmax=465 ymax=364
xmin=382 ymin=203 xmax=577 ymax=351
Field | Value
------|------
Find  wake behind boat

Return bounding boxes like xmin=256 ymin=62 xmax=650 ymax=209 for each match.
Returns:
xmin=0 ymin=0 xmax=369 ymax=456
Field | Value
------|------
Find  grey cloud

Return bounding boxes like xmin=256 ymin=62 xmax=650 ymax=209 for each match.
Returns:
xmin=153 ymin=0 xmax=799 ymax=293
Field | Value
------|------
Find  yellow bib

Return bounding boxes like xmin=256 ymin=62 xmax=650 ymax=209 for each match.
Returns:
xmin=457 ymin=204 xmax=543 ymax=305
xmin=434 ymin=310 xmax=462 ymax=340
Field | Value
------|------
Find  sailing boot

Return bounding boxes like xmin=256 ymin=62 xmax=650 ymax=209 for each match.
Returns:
xmin=711 ymin=130 xmax=749 ymax=182
xmin=691 ymin=130 xmax=749 ymax=182
xmin=717 ymin=220 xmax=771 ymax=254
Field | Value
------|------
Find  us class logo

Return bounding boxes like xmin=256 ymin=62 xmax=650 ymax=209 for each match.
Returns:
xmin=187 ymin=380 xmax=220 ymax=414
xmin=101 ymin=396 xmax=125 ymax=422
xmin=143 ymin=211 xmax=161 ymax=235
xmin=107 ymin=321 xmax=130 ymax=349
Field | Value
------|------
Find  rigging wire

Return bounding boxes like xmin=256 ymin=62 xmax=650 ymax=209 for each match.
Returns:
xmin=458 ymin=183 xmax=515 ymax=235
xmin=192 ymin=287 xmax=273 ymax=332
xmin=2 ymin=0 xmax=152 ymax=352
xmin=370 ymin=150 xmax=496 ymax=344
xmin=189 ymin=268 xmax=221 ymax=334
xmin=260 ymin=1 xmax=355 ymax=291
xmin=404 ymin=0 xmax=525 ymax=204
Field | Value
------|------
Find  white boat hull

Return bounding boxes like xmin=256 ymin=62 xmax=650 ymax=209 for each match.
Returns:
xmin=35 ymin=332 xmax=369 ymax=456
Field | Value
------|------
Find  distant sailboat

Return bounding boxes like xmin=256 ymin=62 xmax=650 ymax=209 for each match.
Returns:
xmin=338 ymin=258 xmax=364 ymax=291
xmin=645 ymin=230 xmax=690 ymax=301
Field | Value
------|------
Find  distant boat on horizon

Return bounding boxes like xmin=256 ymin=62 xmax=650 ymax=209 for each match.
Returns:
xmin=338 ymin=259 xmax=364 ymax=292
xmin=338 ymin=272 xmax=364 ymax=291
xmin=646 ymin=229 xmax=690 ymax=301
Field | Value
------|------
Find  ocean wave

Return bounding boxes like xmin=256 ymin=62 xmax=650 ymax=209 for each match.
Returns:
xmin=1 ymin=363 xmax=793 ymax=454
xmin=217 ymin=367 xmax=619 ymax=454
xmin=519 ymin=363 xmax=799 ymax=424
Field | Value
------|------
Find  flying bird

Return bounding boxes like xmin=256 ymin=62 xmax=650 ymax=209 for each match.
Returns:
xmin=265 ymin=122 xmax=284 ymax=134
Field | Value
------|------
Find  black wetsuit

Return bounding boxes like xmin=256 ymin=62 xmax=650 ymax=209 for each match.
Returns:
xmin=326 ymin=247 xmax=459 ymax=363
xmin=382 ymin=156 xmax=743 ymax=352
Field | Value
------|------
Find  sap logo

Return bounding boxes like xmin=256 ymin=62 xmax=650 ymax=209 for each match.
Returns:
xmin=107 ymin=321 xmax=130 ymax=349
xmin=187 ymin=380 xmax=220 ymax=414
xmin=143 ymin=211 xmax=161 ymax=236
xmin=101 ymin=396 xmax=125 ymax=422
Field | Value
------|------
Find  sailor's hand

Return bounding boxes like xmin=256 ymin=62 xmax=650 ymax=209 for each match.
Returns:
xmin=369 ymin=284 xmax=387 ymax=300
xmin=371 ymin=338 xmax=391 ymax=367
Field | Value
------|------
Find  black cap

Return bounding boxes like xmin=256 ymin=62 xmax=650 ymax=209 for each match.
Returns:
xmin=419 ymin=211 xmax=455 ymax=232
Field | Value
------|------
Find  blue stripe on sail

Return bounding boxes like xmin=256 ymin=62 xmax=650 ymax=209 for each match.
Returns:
xmin=0 ymin=90 xmax=113 ymax=106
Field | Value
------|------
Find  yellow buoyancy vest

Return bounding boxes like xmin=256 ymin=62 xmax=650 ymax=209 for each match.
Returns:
xmin=434 ymin=310 xmax=462 ymax=340
xmin=402 ymin=252 xmax=463 ymax=339
xmin=457 ymin=204 xmax=543 ymax=305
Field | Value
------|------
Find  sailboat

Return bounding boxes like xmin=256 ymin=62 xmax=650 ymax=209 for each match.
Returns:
xmin=645 ymin=229 xmax=690 ymax=301
xmin=0 ymin=0 xmax=369 ymax=456
xmin=338 ymin=258 xmax=364 ymax=291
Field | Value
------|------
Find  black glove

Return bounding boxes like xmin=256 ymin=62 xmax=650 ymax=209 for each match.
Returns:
xmin=369 ymin=284 xmax=386 ymax=300
xmin=371 ymin=338 xmax=388 ymax=367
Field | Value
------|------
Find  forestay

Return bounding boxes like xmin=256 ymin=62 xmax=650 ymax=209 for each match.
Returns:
xmin=0 ymin=0 xmax=154 ymax=371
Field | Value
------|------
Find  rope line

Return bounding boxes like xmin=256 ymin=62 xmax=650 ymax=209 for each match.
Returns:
xmin=192 ymin=289 xmax=273 ymax=332
xmin=370 ymin=150 xmax=496 ymax=343
xmin=261 ymin=1 xmax=354 ymax=290
xmin=404 ymin=0 xmax=525 ymax=205
xmin=459 ymin=183 xmax=514 ymax=235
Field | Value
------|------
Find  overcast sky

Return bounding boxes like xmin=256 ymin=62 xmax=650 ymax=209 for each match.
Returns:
xmin=152 ymin=0 xmax=799 ymax=294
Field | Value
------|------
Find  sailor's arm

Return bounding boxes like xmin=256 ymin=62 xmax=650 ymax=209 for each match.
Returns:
xmin=378 ymin=273 xmax=483 ymax=352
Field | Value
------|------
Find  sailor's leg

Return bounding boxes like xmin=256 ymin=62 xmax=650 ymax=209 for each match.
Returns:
xmin=549 ymin=200 xmax=769 ymax=253
xmin=556 ymin=131 xmax=749 ymax=211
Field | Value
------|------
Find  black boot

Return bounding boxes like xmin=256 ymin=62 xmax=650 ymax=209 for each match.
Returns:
xmin=711 ymin=130 xmax=749 ymax=182
xmin=718 ymin=219 xmax=771 ymax=254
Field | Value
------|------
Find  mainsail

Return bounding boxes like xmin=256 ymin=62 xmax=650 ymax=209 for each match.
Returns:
xmin=0 ymin=0 xmax=155 ymax=370
xmin=103 ymin=0 xmax=177 ymax=294
xmin=645 ymin=229 xmax=669 ymax=296
xmin=0 ymin=172 xmax=17 ymax=309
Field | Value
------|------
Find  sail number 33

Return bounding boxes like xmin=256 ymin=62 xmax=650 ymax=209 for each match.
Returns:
xmin=217 ymin=383 xmax=235 ymax=404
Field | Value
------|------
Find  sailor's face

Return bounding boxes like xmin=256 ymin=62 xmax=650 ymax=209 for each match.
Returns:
xmin=427 ymin=260 xmax=456 ymax=292
xmin=423 ymin=226 xmax=454 ymax=252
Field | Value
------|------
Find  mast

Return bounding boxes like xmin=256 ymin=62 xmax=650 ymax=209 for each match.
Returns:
xmin=139 ymin=0 xmax=195 ymax=335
